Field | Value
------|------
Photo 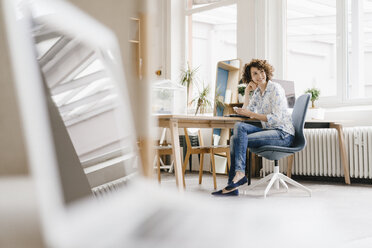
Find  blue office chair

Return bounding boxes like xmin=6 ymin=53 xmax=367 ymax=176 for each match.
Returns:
xmin=242 ymin=94 xmax=312 ymax=198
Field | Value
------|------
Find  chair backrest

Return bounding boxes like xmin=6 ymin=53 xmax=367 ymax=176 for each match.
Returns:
xmin=291 ymin=94 xmax=311 ymax=149
xmin=183 ymin=128 xmax=200 ymax=148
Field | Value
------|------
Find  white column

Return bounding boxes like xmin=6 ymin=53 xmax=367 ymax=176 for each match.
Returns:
xmin=165 ymin=0 xmax=186 ymax=81
xmin=267 ymin=0 xmax=286 ymax=79
xmin=336 ymin=0 xmax=347 ymax=102
xmin=255 ymin=0 xmax=268 ymax=60
xmin=237 ymin=0 xmax=268 ymax=63
xmin=210 ymin=27 xmax=217 ymax=98
xmin=237 ymin=0 xmax=256 ymax=62
xmin=350 ymin=0 xmax=365 ymax=98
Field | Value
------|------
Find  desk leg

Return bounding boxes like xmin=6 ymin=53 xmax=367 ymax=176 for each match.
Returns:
xmin=330 ymin=123 xmax=351 ymax=184
xmin=286 ymin=154 xmax=294 ymax=178
xmin=169 ymin=120 xmax=184 ymax=191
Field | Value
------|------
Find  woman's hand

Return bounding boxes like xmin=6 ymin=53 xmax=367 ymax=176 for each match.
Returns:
xmin=245 ymin=81 xmax=257 ymax=96
xmin=242 ymin=81 xmax=258 ymax=108
xmin=234 ymin=108 xmax=255 ymax=118
xmin=234 ymin=107 xmax=267 ymax=121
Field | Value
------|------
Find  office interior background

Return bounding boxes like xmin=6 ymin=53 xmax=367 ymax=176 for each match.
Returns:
xmin=3 ymin=0 xmax=372 ymax=174
xmin=2 ymin=0 xmax=372 ymax=247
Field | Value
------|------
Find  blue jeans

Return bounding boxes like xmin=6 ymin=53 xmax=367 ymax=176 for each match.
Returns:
xmin=227 ymin=122 xmax=294 ymax=184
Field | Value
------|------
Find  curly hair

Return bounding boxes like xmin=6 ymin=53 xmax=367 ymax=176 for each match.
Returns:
xmin=242 ymin=59 xmax=274 ymax=83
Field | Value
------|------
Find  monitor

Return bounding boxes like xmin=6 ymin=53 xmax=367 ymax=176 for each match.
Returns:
xmin=272 ymin=79 xmax=296 ymax=108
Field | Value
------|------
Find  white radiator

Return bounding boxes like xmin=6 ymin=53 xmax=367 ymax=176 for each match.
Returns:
xmin=262 ymin=127 xmax=372 ymax=179
xmin=92 ymin=173 xmax=136 ymax=197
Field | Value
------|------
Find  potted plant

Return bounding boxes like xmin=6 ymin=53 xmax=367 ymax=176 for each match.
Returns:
xmin=191 ymin=83 xmax=212 ymax=115
xmin=305 ymin=87 xmax=320 ymax=108
xmin=304 ymin=87 xmax=324 ymax=120
xmin=180 ymin=63 xmax=199 ymax=107
xmin=237 ymin=84 xmax=246 ymax=103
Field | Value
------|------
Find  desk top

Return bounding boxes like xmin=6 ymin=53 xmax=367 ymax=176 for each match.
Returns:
xmin=156 ymin=115 xmax=341 ymax=129
xmin=157 ymin=115 xmax=253 ymax=121
xmin=157 ymin=115 xmax=338 ymax=123
xmin=157 ymin=115 xmax=259 ymax=128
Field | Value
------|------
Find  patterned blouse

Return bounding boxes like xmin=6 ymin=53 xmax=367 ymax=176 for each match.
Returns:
xmin=246 ymin=80 xmax=295 ymax=136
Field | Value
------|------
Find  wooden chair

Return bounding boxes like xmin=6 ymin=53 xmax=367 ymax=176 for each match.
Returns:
xmin=155 ymin=146 xmax=173 ymax=183
xmin=154 ymin=128 xmax=199 ymax=183
xmin=182 ymin=128 xmax=231 ymax=189
xmin=154 ymin=128 xmax=174 ymax=183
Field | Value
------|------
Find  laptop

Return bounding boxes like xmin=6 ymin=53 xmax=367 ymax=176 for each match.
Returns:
xmin=3 ymin=0 xmax=246 ymax=247
xmin=225 ymin=114 xmax=251 ymax=118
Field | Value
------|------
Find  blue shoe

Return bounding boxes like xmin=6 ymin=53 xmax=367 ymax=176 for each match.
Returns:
xmin=211 ymin=189 xmax=239 ymax=196
xmin=225 ymin=176 xmax=248 ymax=190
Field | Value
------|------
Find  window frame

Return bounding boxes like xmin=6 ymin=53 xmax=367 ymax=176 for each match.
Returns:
xmin=184 ymin=0 xmax=238 ymax=114
xmin=283 ymin=0 xmax=372 ymax=108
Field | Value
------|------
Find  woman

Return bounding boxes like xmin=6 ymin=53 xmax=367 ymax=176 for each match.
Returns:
xmin=212 ymin=59 xmax=295 ymax=196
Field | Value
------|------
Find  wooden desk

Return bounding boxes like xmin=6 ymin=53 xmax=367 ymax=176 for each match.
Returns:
xmin=301 ymin=121 xmax=350 ymax=184
xmin=224 ymin=103 xmax=243 ymax=115
xmin=157 ymin=115 xmax=350 ymax=191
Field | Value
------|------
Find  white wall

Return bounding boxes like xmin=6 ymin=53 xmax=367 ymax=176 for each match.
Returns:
xmin=236 ymin=0 xmax=285 ymax=77
xmin=237 ymin=0 xmax=256 ymax=63
xmin=166 ymin=0 xmax=186 ymax=81
xmin=143 ymin=0 xmax=166 ymax=81
xmin=267 ymin=0 xmax=285 ymax=79
xmin=325 ymin=106 xmax=372 ymax=127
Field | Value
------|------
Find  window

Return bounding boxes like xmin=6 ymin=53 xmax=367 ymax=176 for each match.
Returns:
xmin=286 ymin=0 xmax=337 ymax=99
xmin=347 ymin=0 xmax=372 ymax=99
xmin=186 ymin=1 xmax=237 ymax=113
xmin=286 ymin=0 xmax=372 ymax=105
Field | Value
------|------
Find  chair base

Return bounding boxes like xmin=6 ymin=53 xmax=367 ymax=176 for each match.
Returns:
xmin=242 ymin=166 xmax=312 ymax=198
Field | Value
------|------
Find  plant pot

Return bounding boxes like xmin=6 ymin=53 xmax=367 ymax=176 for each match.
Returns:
xmin=306 ymin=108 xmax=325 ymax=120
xmin=238 ymin=94 xmax=244 ymax=103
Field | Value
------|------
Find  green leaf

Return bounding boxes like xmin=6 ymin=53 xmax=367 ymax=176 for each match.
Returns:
xmin=305 ymin=87 xmax=321 ymax=102
xmin=192 ymin=83 xmax=212 ymax=115
xmin=180 ymin=62 xmax=199 ymax=88
xmin=238 ymin=84 xmax=246 ymax=95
